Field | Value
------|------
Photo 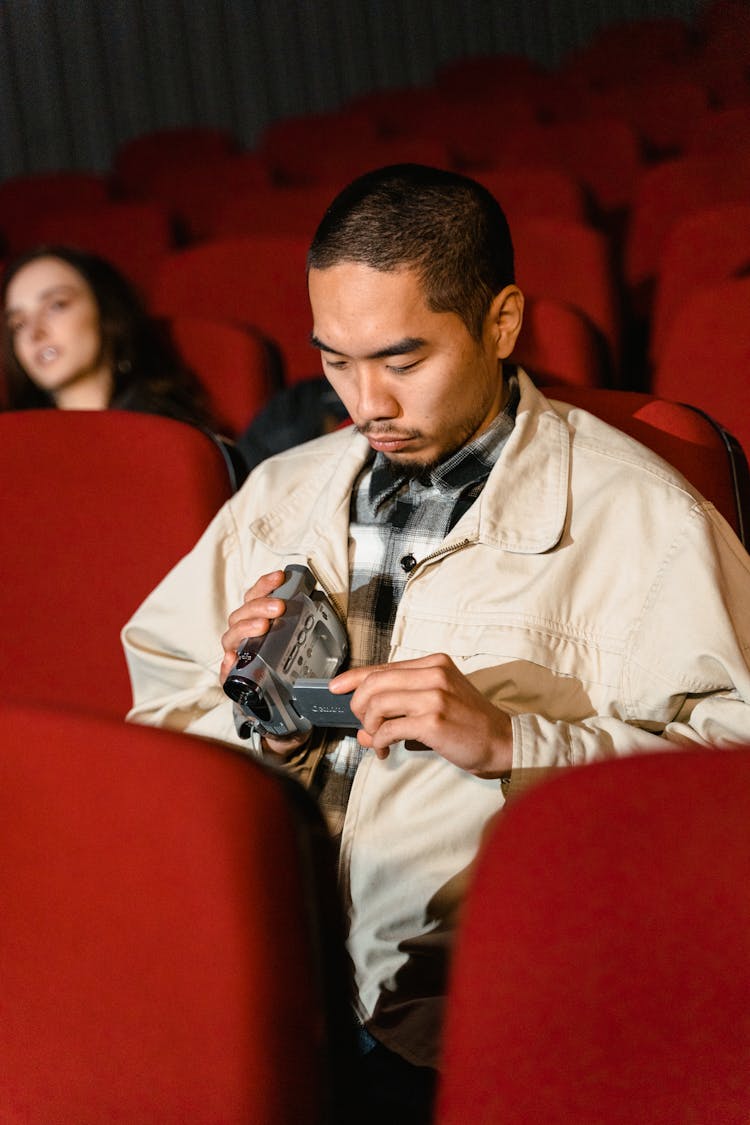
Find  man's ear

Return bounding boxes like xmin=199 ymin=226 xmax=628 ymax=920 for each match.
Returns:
xmin=488 ymin=285 xmax=524 ymax=359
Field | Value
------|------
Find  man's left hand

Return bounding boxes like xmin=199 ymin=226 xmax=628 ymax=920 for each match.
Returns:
xmin=330 ymin=653 xmax=513 ymax=779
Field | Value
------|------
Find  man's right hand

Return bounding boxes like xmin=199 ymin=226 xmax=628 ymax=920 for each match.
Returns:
xmin=220 ymin=569 xmax=311 ymax=758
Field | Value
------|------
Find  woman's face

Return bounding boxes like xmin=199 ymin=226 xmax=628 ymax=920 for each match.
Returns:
xmin=4 ymin=256 xmax=113 ymax=407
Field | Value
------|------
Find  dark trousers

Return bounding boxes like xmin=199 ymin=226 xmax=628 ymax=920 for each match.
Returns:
xmin=347 ymin=1039 xmax=438 ymax=1125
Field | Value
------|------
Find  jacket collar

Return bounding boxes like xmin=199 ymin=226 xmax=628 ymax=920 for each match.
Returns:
xmin=248 ymin=369 xmax=570 ymax=563
xmin=463 ymin=368 xmax=570 ymax=554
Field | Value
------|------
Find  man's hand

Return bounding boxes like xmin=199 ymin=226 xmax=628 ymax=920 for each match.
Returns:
xmin=221 ymin=569 xmax=310 ymax=758
xmin=330 ymin=653 xmax=513 ymax=778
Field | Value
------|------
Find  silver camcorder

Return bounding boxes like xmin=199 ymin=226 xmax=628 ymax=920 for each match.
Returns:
xmin=222 ymin=564 xmax=361 ymax=738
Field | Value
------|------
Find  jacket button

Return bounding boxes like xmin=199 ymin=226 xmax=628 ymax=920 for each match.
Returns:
xmin=400 ymin=553 xmax=417 ymax=573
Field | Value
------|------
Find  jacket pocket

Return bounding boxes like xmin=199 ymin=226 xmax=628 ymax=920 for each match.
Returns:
xmin=395 ymin=616 xmax=624 ymax=722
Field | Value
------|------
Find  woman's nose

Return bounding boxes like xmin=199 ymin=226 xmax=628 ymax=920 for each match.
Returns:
xmin=29 ymin=313 xmax=48 ymax=341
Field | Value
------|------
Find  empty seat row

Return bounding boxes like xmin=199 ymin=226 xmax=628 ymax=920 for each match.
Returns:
xmin=4 ymin=696 xmax=749 ymax=1124
xmin=4 ymin=697 xmax=748 ymax=1124
xmin=2 ymin=218 xmax=749 ymax=461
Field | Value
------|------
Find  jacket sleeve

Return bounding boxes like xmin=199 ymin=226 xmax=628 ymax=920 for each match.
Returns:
xmin=509 ymin=505 xmax=750 ymax=795
xmin=121 ymin=498 xmax=262 ymax=754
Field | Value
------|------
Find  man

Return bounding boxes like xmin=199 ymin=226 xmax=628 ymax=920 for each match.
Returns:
xmin=123 ymin=164 xmax=750 ymax=1123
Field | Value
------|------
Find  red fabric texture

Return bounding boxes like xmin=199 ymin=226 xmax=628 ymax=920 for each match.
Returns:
xmin=653 ymin=275 xmax=750 ymax=468
xmin=542 ymin=384 xmax=749 ymax=540
xmin=0 ymin=410 xmax=235 ymax=718
xmin=437 ymin=747 xmax=750 ymax=1124
xmin=167 ymin=315 xmax=274 ymax=436
xmin=151 ymin=234 xmax=318 ymax=384
xmin=0 ymin=702 xmax=332 ymax=1124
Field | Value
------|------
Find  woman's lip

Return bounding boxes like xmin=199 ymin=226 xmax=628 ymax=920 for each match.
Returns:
xmin=37 ymin=346 xmax=59 ymax=364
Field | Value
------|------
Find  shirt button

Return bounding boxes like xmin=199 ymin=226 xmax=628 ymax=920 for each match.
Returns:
xmin=400 ymin=553 xmax=417 ymax=573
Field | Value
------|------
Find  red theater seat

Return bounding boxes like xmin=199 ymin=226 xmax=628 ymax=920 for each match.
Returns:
xmin=624 ymin=150 xmax=750 ymax=299
xmin=0 ymin=173 xmax=110 ymax=255
xmin=0 ymin=701 xmax=351 ymax=1125
xmin=151 ymin=234 xmax=317 ymax=384
xmin=649 ymin=202 xmax=750 ymax=364
xmin=513 ymin=216 xmax=622 ymax=373
xmin=483 ymin=116 xmax=643 ymax=215
xmin=0 ymin=410 xmax=237 ymax=718
xmin=11 ymin=199 xmax=174 ymax=293
xmin=540 ymin=384 xmax=750 ymax=546
xmin=437 ymin=747 xmax=750 ymax=1124
xmin=651 ymin=275 xmax=750 ymax=475
xmin=514 ymin=299 xmax=607 ymax=388
xmin=210 ymin=182 xmax=336 ymax=241
xmin=167 ymin=315 xmax=275 ymax=436
xmin=111 ymin=126 xmax=239 ymax=198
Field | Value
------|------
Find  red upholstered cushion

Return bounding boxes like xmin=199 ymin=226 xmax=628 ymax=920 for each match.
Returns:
xmin=0 ymin=702 xmax=340 ymax=1124
xmin=0 ymin=410 xmax=235 ymax=718
xmin=542 ymin=385 xmax=749 ymax=543
xmin=437 ymin=748 xmax=750 ymax=1124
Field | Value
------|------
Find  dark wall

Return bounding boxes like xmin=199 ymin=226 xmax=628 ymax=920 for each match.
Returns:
xmin=0 ymin=0 xmax=702 ymax=181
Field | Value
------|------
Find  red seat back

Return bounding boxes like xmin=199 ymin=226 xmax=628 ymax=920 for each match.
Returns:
xmin=435 ymin=52 xmax=549 ymax=98
xmin=144 ymin=152 xmax=271 ymax=242
xmin=624 ymin=150 xmax=750 ymax=293
xmin=687 ymin=104 xmax=750 ymax=156
xmin=437 ymin=748 xmax=750 ymax=1124
xmin=167 ymin=315 xmax=275 ymax=435
xmin=652 ymin=275 xmax=750 ymax=475
xmin=151 ymin=235 xmax=318 ymax=384
xmin=112 ymin=127 xmax=238 ymax=198
xmin=579 ymin=76 xmax=709 ymax=156
xmin=0 ymin=410 xmax=236 ymax=717
xmin=513 ymin=216 xmax=622 ymax=370
xmin=257 ymin=108 xmax=381 ymax=185
xmin=0 ymin=174 xmax=110 ymax=255
xmin=0 ymin=701 xmax=349 ymax=1124
xmin=11 ymin=200 xmax=174 ymax=293
xmin=650 ymin=202 xmax=750 ymax=363
xmin=474 ymin=166 xmax=589 ymax=224
xmin=484 ymin=116 xmax=643 ymax=214
xmin=541 ymin=384 xmax=750 ymax=544
xmin=211 ymin=183 xmax=339 ymax=242
xmin=303 ymin=136 xmax=452 ymax=190
xmin=514 ymin=299 xmax=607 ymax=388
xmin=353 ymin=91 xmax=539 ymax=168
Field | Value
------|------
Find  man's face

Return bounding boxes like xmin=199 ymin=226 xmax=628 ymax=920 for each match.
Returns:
xmin=309 ymin=262 xmax=521 ymax=468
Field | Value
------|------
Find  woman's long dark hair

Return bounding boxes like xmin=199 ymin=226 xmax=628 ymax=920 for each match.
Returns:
xmin=1 ymin=245 xmax=217 ymax=428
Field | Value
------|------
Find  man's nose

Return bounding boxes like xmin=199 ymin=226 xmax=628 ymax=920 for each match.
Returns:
xmin=356 ymin=368 xmax=399 ymax=421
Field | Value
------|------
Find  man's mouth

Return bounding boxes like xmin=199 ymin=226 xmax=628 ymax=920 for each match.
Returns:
xmin=365 ymin=434 xmax=415 ymax=453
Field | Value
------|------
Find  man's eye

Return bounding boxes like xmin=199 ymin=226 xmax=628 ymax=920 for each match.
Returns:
xmin=324 ymin=358 xmax=348 ymax=370
xmin=387 ymin=361 xmax=418 ymax=374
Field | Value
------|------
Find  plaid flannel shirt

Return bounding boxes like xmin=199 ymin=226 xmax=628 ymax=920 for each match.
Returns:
xmin=316 ymin=376 xmax=519 ymax=837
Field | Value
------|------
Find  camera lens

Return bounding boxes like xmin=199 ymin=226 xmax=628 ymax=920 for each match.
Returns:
xmin=223 ymin=676 xmax=272 ymax=722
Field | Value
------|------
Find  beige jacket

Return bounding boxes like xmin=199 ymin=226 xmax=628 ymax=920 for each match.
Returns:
xmin=123 ymin=370 xmax=750 ymax=1066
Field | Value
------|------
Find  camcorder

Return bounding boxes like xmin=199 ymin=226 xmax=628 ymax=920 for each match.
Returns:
xmin=223 ymin=564 xmax=361 ymax=738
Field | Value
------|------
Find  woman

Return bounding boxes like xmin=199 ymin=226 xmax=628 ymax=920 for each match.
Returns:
xmin=1 ymin=245 xmax=217 ymax=427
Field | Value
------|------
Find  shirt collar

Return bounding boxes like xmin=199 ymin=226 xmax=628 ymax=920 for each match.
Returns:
xmin=369 ymin=374 xmax=520 ymax=506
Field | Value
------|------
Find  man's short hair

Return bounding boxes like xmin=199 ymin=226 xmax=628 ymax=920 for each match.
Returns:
xmin=307 ymin=164 xmax=515 ymax=341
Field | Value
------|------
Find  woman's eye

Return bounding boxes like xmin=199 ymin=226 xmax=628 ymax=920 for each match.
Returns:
xmin=7 ymin=319 xmax=23 ymax=336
